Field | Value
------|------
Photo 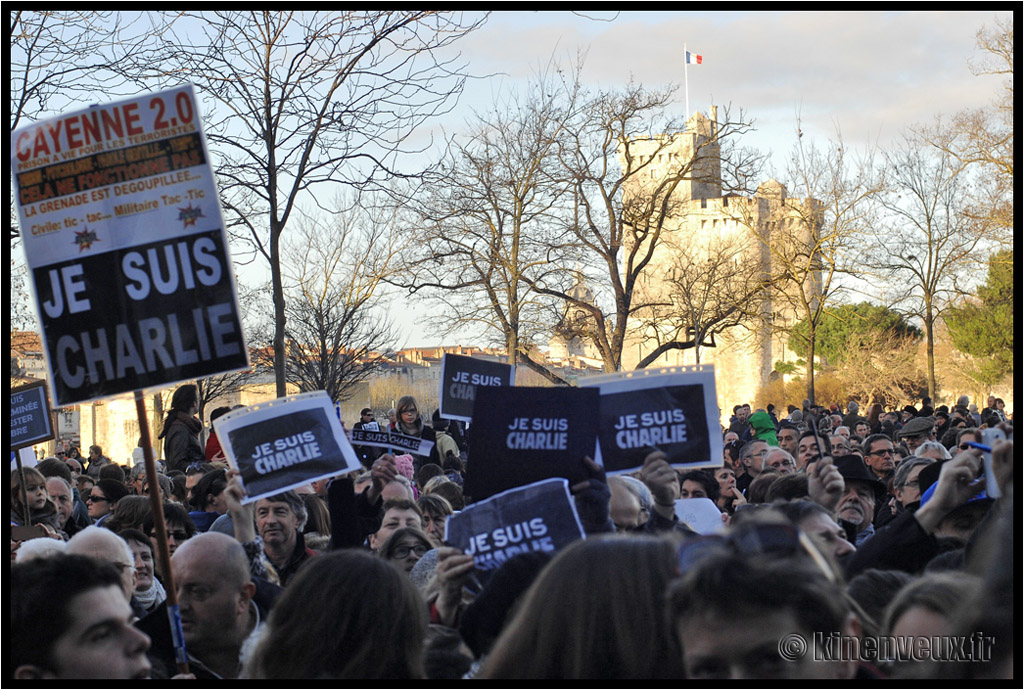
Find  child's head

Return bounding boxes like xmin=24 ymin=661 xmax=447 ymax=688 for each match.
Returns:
xmin=12 ymin=467 xmax=49 ymax=513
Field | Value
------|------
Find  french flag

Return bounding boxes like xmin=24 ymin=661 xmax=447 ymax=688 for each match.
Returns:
xmin=686 ymin=51 xmax=703 ymax=65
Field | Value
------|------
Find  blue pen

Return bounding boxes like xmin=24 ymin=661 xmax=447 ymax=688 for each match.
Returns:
xmin=963 ymin=442 xmax=991 ymax=453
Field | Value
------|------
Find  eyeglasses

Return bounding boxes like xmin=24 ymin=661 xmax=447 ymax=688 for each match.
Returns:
xmin=902 ymin=480 xmax=920 ymax=488
xmin=153 ymin=530 xmax=190 ymax=541
xmin=87 ymin=494 xmax=109 ymax=503
xmin=393 ymin=544 xmax=428 ymax=559
xmin=868 ymin=448 xmax=895 ymax=457
xmin=767 ymin=460 xmax=796 ymax=469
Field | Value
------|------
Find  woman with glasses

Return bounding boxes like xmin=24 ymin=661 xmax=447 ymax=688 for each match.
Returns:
xmin=87 ymin=479 xmax=131 ymax=526
xmin=378 ymin=527 xmax=433 ymax=575
xmin=393 ymin=396 xmax=440 ymax=473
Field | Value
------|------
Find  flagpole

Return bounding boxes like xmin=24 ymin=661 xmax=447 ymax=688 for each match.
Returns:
xmin=684 ymin=43 xmax=690 ymax=123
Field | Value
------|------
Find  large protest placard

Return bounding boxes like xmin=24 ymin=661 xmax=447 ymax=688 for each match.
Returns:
xmin=10 ymin=381 xmax=54 ymax=450
xmin=464 ymin=386 xmax=599 ymax=500
xmin=12 ymin=85 xmax=248 ymax=406
xmin=438 ymin=353 xmax=514 ymax=422
xmin=213 ymin=392 xmax=362 ymax=503
xmin=348 ymin=428 xmax=435 ymax=458
xmin=581 ymin=366 xmax=723 ymax=474
xmin=445 ymin=478 xmax=585 ymax=571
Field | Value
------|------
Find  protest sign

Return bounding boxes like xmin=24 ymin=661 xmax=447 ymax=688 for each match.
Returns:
xmin=439 ymin=353 xmax=514 ymax=422
xmin=464 ymin=386 xmax=599 ymax=500
xmin=10 ymin=381 xmax=54 ymax=450
xmin=213 ymin=391 xmax=361 ymax=503
xmin=12 ymin=85 xmax=248 ymax=406
xmin=674 ymin=497 xmax=727 ymax=535
xmin=581 ymin=366 xmax=723 ymax=474
xmin=348 ymin=428 xmax=435 ymax=458
xmin=445 ymin=478 xmax=585 ymax=571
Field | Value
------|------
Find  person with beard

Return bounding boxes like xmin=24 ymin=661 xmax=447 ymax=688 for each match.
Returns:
xmin=833 ymin=455 xmax=887 ymax=547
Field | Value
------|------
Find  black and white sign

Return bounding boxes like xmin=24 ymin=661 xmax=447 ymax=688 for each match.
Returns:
xmin=581 ymin=366 xmax=723 ymax=474
xmin=464 ymin=386 xmax=599 ymax=500
xmin=445 ymin=478 xmax=585 ymax=571
xmin=348 ymin=428 xmax=435 ymax=457
xmin=10 ymin=381 xmax=54 ymax=450
xmin=12 ymin=85 xmax=248 ymax=406
xmin=213 ymin=392 xmax=362 ymax=503
xmin=439 ymin=353 xmax=514 ymax=422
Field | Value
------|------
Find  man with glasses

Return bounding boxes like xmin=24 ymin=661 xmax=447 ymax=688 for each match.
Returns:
xmin=861 ymin=434 xmax=897 ymax=483
xmin=897 ymin=416 xmax=935 ymax=455
xmin=67 ymin=526 xmax=138 ymax=601
xmin=736 ymin=440 xmax=769 ymax=495
xmin=891 ymin=457 xmax=935 ymax=510
xmin=829 ymin=434 xmax=851 ymax=456
xmin=762 ymin=448 xmax=798 ymax=475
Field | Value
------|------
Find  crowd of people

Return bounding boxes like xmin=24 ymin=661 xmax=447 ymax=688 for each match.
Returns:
xmin=11 ymin=386 xmax=1014 ymax=679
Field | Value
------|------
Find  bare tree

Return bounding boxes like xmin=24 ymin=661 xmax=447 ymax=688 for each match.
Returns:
xmin=141 ymin=11 xmax=486 ymax=397
xmin=632 ymin=230 xmax=770 ymax=368
xmin=867 ymin=133 xmax=988 ymax=400
xmin=540 ymin=88 xmax=765 ymax=374
xmin=916 ymin=16 xmax=1013 ymax=239
xmin=262 ymin=203 xmax=401 ymax=403
xmin=835 ymin=329 xmax=926 ymax=410
xmin=390 ymin=69 xmax=579 ymax=384
xmin=736 ymin=127 xmax=882 ymax=405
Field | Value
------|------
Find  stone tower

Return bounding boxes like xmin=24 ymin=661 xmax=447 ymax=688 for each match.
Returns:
xmin=620 ymin=107 xmax=817 ymax=426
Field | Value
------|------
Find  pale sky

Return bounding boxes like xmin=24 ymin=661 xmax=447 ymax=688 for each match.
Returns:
xmin=12 ymin=10 xmax=1010 ymax=351
xmin=447 ymin=10 xmax=1005 ymax=176
xmin=391 ymin=9 xmax=1009 ymax=345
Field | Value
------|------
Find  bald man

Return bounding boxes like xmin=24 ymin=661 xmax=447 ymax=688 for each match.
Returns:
xmin=137 ymin=532 xmax=261 ymax=679
xmin=66 ymin=526 xmax=136 ymax=601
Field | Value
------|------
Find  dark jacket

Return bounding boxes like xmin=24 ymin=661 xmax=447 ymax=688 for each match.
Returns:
xmin=137 ymin=577 xmax=282 ymax=679
xmin=159 ymin=412 xmax=204 ymax=473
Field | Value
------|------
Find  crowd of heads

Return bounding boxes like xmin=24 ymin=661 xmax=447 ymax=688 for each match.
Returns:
xmin=11 ymin=391 xmax=1012 ymax=680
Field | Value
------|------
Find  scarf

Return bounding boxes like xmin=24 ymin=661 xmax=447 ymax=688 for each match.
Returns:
xmin=135 ymin=576 xmax=167 ymax=613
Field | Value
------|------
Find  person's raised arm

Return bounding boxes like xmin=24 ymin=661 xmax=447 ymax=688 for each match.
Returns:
xmin=641 ymin=451 xmax=680 ymax=522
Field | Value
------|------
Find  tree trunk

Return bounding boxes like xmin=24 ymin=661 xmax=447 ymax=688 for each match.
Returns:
xmin=924 ymin=303 xmax=936 ymax=401
xmin=805 ymin=326 xmax=816 ymax=406
xmin=271 ymin=226 xmax=288 ymax=398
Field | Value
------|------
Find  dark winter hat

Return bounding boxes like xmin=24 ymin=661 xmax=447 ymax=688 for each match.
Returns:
xmin=833 ymin=455 xmax=887 ymax=502
xmin=898 ymin=416 xmax=935 ymax=438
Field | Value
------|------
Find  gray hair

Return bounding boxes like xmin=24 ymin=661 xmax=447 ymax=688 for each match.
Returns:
xmin=848 ymin=401 xmax=859 ymax=412
xmin=763 ymin=447 xmax=796 ymax=468
xmin=915 ymin=441 xmax=952 ymax=460
xmin=892 ymin=457 xmax=935 ymax=490
xmin=261 ymin=490 xmax=308 ymax=531
xmin=613 ymin=475 xmax=654 ymax=515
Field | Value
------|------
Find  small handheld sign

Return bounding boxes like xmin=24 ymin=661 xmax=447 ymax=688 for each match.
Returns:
xmin=445 ymin=478 xmax=585 ymax=571
xmin=214 ymin=391 xmax=362 ymax=503
xmin=438 ymin=353 xmax=514 ymax=422
xmin=348 ymin=427 xmax=435 ymax=458
xmin=10 ymin=381 xmax=54 ymax=450
xmin=464 ymin=386 xmax=599 ymax=501
xmin=581 ymin=365 xmax=723 ymax=474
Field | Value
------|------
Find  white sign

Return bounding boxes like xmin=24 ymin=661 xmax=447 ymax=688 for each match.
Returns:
xmin=12 ymin=85 xmax=248 ymax=405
